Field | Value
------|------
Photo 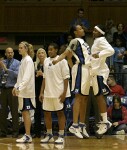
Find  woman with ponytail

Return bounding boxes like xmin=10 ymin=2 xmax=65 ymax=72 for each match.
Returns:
xmin=12 ymin=41 xmax=35 ymax=143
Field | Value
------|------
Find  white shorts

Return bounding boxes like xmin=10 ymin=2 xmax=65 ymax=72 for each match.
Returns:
xmin=43 ymin=98 xmax=64 ymax=111
xmin=18 ymin=97 xmax=36 ymax=111
xmin=91 ymin=75 xmax=110 ymax=96
xmin=71 ymin=64 xmax=110 ymax=96
xmin=71 ymin=64 xmax=90 ymax=95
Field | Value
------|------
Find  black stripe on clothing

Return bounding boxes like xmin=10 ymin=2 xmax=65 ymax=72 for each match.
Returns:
xmin=73 ymin=64 xmax=82 ymax=95
xmin=96 ymin=75 xmax=110 ymax=96
xmin=21 ymin=98 xmax=35 ymax=111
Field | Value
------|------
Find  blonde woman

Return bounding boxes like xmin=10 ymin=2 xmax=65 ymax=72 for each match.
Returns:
xmin=33 ymin=48 xmax=47 ymax=138
xmin=12 ymin=41 xmax=35 ymax=143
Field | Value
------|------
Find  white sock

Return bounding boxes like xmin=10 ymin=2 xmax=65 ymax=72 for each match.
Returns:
xmin=100 ymin=112 xmax=107 ymax=123
xmin=79 ymin=122 xmax=86 ymax=127
xmin=59 ymin=130 xmax=64 ymax=136
xmin=72 ymin=123 xmax=78 ymax=127
xmin=47 ymin=129 xmax=52 ymax=134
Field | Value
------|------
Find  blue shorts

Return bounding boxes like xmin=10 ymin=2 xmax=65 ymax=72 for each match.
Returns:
xmin=18 ymin=97 xmax=35 ymax=111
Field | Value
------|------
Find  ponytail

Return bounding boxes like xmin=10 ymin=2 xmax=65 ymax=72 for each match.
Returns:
xmin=20 ymin=41 xmax=35 ymax=59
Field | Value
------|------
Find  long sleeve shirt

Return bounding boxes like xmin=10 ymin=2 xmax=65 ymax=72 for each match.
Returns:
xmin=0 ymin=58 xmax=20 ymax=88
xmin=91 ymin=37 xmax=114 ymax=84
xmin=14 ymin=55 xmax=35 ymax=98
xmin=107 ymin=105 xmax=127 ymax=125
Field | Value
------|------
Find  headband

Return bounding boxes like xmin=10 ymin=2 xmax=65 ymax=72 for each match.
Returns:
xmin=94 ymin=26 xmax=105 ymax=35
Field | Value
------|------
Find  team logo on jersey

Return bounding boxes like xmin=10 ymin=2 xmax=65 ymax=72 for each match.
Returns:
xmin=26 ymin=106 xmax=30 ymax=109
xmin=74 ymin=89 xmax=79 ymax=93
xmin=102 ymin=88 xmax=109 ymax=95
xmin=102 ymin=88 xmax=106 ymax=93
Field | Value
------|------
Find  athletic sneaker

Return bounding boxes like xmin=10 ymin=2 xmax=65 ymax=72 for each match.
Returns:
xmin=96 ymin=121 xmax=112 ymax=135
xmin=69 ymin=125 xmax=83 ymax=138
xmin=40 ymin=133 xmax=54 ymax=143
xmin=116 ymin=130 xmax=125 ymax=135
xmin=79 ymin=126 xmax=89 ymax=138
xmin=16 ymin=134 xmax=32 ymax=143
xmin=55 ymin=135 xmax=64 ymax=144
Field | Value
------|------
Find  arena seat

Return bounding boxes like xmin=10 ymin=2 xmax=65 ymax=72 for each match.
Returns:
xmin=106 ymin=95 xmax=127 ymax=107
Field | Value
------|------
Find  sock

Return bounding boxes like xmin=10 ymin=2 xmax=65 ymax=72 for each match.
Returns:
xmin=79 ymin=122 xmax=86 ymax=127
xmin=100 ymin=112 xmax=107 ymax=123
xmin=72 ymin=123 xmax=78 ymax=128
xmin=47 ymin=129 xmax=52 ymax=134
xmin=59 ymin=130 xmax=64 ymax=136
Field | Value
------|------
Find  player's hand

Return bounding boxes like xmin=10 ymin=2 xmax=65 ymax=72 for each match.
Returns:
xmin=36 ymin=70 xmax=43 ymax=77
xmin=52 ymin=60 xmax=58 ymax=65
xmin=59 ymin=93 xmax=66 ymax=103
xmin=113 ymin=122 xmax=118 ymax=127
xmin=12 ymin=88 xmax=19 ymax=96
xmin=39 ymin=93 xmax=44 ymax=103
xmin=92 ymin=54 xmax=99 ymax=59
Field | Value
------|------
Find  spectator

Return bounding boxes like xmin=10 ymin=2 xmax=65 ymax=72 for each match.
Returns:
xmin=107 ymin=75 xmax=125 ymax=97
xmin=112 ymin=37 xmax=126 ymax=84
xmin=113 ymin=23 xmax=127 ymax=48
xmin=70 ymin=8 xmax=90 ymax=32
xmin=58 ymin=33 xmax=73 ymax=55
xmin=122 ymin=50 xmax=127 ymax=94
xmin=12 ymin=41 xmax=36 ymax=143
xmin=33 ymin=48 xmax=47 ymax=138
xmin=0 ymin=47 xmax=20 ymax=138
xmin=29 ymin=44 xmax=35 ymax=60
xmin=107 ymin=95 xmax=127 ymax=135
xmin=105 ymin=19 xmax=117 ymax=45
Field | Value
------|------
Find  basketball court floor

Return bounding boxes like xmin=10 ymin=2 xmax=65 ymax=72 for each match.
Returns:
xmin=0 ymin=134 xmax=126 ymax=150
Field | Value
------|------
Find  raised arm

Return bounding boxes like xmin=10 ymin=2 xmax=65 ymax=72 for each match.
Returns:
xmin=52 ymin=49 xmax=70 ymax=65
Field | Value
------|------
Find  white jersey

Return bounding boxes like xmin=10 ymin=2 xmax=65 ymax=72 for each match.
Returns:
xmin=43 ymin=55 xmax=70 ymax=98
xmin=67 ymin=38 xmax=91 ymax=66
xmin=14 ymin=55 xmax=35 ymax=98
xmin=91 ymin=37 xmax=114 ymax=83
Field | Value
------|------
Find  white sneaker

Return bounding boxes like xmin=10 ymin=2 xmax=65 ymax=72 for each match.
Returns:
xmin=69 ymin=125 xmax=83 ymax=138
xmin=116 ymin=130 xmax=125 ymax=135
xmin=96 ymin=121 xmax=112 ymax=135
xmin=79 ymin=126 xmax=89 ymax=138
xmin=40 ymin=134 xmax=54 ymax=143
xmin=55 ymin=135 xmax=64 ymax=144
xmin=16 ymin=134 xmax=32 ymax=143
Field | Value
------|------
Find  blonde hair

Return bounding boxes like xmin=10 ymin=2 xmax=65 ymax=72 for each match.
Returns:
xmin=34 ymin=48 xmax=47 ymax=70
xmin=29 ymin=44 xmax=35 ymax=59
xmin=20 ymin=41 xmax=35 ymax=59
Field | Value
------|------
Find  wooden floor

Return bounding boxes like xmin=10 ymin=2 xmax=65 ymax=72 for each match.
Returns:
xmin=0 ymin=135 xmax=127 ymax=150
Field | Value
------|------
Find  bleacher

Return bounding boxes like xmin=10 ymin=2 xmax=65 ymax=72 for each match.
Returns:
xmin=106 ymin=95 xmax=127 ymax=107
